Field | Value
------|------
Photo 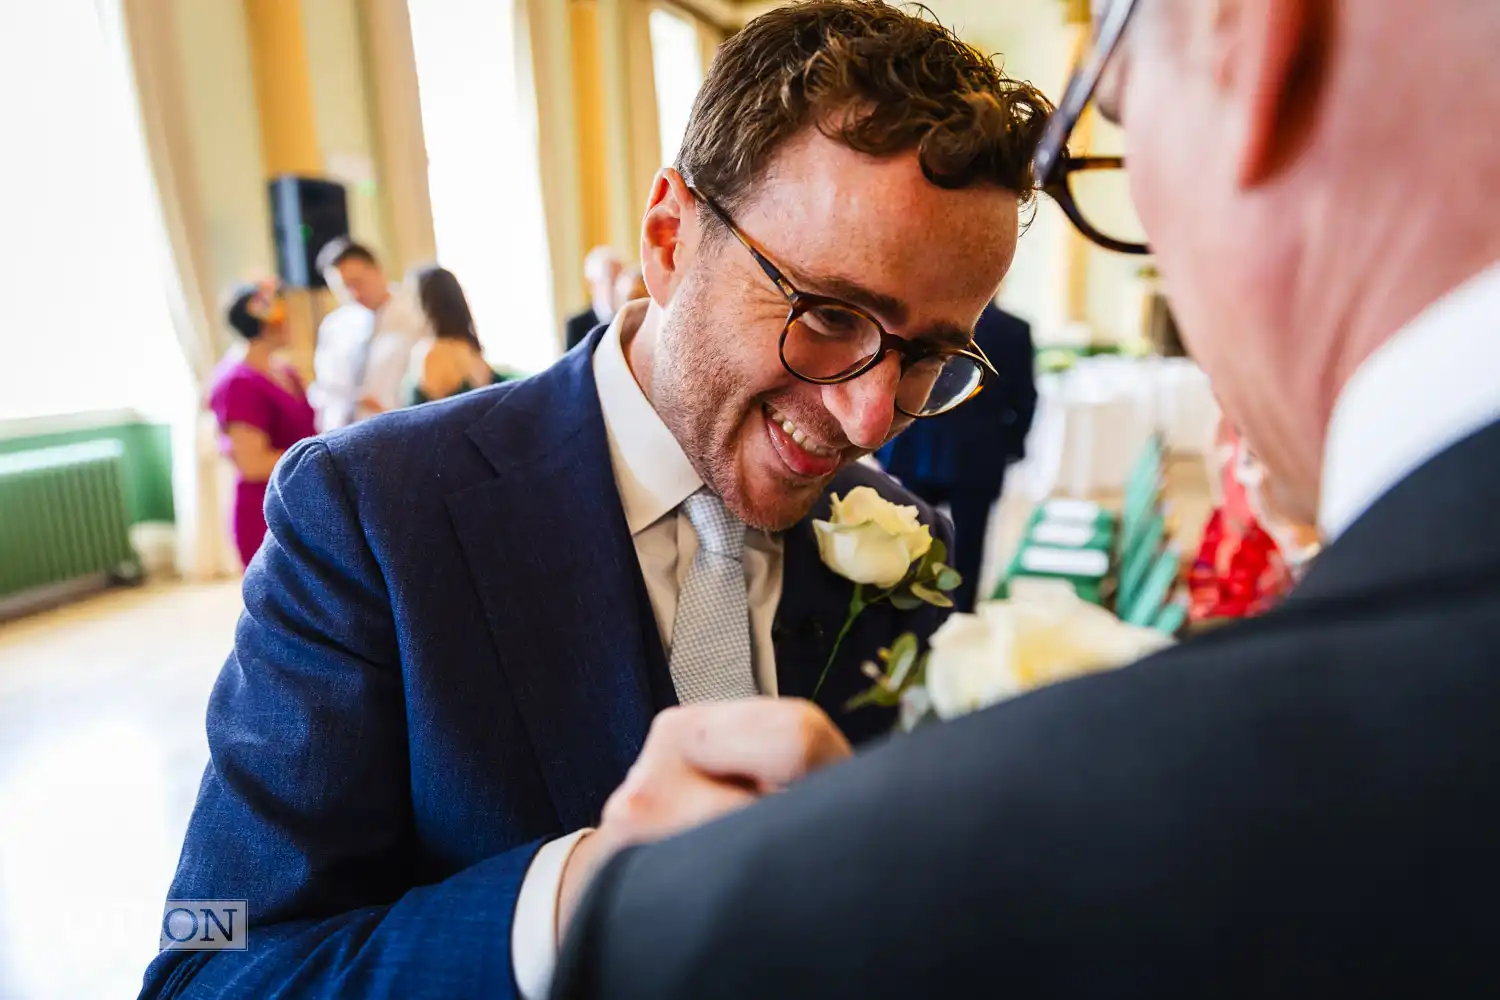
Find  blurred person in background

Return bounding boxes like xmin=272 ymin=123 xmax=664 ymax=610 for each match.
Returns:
xmin=613 ymin=264 xmax=649 ymax=310
xmin=208 ymin=281 xmax=317 ymax=569
xmin=1188 ymin=421 xmax=1295 ymax=621
xmin=1234 ymin=434 xmax=1321 ymax=578
xmin=405 ymin=264 xmax=509 ymax=405
xmin=564 ymin=245 xmax=624 ymax=350
xmin=1190 ymin=418 xmax=1321 ymax=625
xmin=877 ymin=299 xmax=1037 ymax=611
xmin=311 ymin=238 xmax=426 ymax=427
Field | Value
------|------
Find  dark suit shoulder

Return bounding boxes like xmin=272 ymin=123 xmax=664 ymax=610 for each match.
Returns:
xmin=319 ymin=382 xmax=515 ymax=490
xmin=555 ymin=572 xmax=1500 ymax=999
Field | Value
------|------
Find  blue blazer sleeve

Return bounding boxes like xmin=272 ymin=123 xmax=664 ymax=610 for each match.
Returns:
xmin=140 ymin=438 xmax=541 ymax=1000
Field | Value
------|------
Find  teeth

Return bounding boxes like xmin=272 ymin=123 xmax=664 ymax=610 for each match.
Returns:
xmin=767 ymin=406 xmax=836 ymax=458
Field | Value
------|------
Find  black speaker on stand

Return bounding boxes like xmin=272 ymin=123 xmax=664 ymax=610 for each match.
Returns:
xmin=268 ymin=175 xmax=350 ymax=290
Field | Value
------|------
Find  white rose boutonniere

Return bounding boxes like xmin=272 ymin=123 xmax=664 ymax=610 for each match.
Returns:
xmin=815 ymin=488 xmax=935 ymax=588
xmin=811 ymin=487 xmax=961 ymax=698
xmin=851 ymin=585 xmax=1176 ymax=729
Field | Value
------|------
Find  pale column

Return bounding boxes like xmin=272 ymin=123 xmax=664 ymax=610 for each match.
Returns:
xmin=571 ymin=0 xmax=614 ymax=274
xmin=242 ymin=0 xmax=320 ymax=176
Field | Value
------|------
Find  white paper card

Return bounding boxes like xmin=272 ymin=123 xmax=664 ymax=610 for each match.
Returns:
xmin=1031 ymin=522 xmax=1097 ymax=547
xmin=1006 ymin=577 xmax=1079 ymax=602
xmin=1041 ymin=498 xmax=1104 ymax=523
xmin=1019 ymin=546 xmax=1109 ymax=577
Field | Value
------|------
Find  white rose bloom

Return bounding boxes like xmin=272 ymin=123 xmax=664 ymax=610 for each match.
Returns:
xmin=814 ymin=486 xmax=934 ymax=589
xmin=924 ymin=607 xmax=1026 ymax=720
xmin=925 ymin=590 xmax=1175 ymax=720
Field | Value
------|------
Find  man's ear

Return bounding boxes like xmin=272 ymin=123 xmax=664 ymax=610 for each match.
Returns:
xmin=1218 ymin=0 xmax=1326 ymax=188
xmin=640 ymin=168 xmax=698 ymax=306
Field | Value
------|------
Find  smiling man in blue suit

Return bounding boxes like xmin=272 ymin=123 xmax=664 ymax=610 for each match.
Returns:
xmin=140 ymin=3 xmax=1049 ymax=998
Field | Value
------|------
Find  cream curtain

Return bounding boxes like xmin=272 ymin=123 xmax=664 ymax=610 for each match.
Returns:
xmin=519 ymin=0 xmax=585 ymax=349
xmin=98 ymin=0 xmax=241 ymax=581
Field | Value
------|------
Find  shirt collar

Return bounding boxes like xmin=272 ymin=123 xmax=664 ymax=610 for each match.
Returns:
xmin=593 ymin=300 xmax=704 ymax=535
xmin=1319 ymin=259 xmax=1500 ymax=539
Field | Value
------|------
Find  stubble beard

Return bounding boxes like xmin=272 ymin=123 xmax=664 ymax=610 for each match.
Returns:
xmin=649 ymin=277 xmax=821 ymax=532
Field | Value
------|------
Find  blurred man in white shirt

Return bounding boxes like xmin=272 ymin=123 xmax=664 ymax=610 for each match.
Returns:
xmin=312 ymin=239 xmax=427 ymax=430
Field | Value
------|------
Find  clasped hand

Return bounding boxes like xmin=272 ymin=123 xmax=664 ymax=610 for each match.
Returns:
xmin=557 ymin=698 xmax=851 ymax=937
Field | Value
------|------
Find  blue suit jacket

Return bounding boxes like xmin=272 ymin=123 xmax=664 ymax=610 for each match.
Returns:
xmin=141 ymin=331 xmax=953 ymax=999
xmin=878 ymin=303 xmax=1037 ymax=494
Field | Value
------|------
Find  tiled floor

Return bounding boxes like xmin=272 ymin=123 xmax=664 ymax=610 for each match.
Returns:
xmin=0 ymin=581 xmax=243 ymax=1000
xmin=0 ymin=456 xmax=1210 ymax=1000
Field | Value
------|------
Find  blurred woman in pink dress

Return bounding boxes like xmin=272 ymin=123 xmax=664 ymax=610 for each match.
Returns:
xmin=208 ymin=281 xmax=318 ymax=568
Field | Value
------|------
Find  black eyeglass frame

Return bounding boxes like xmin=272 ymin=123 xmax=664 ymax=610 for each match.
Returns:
xmin=1031 ymin=0 xmax=1150 ymax=256
xmin=689 ymin=188 xmax=999 ymax=418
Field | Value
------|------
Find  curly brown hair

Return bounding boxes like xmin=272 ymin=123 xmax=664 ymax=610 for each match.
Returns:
xmin=677 ymin=0 xmax=1053 ymax=215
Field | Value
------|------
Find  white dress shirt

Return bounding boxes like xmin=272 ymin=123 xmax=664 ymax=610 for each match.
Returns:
xmin=1319 ymin=260 xmax=1500 ymax=541
xmin=310 ymin=303 xmax=373 ymax=432
xmin=510 ymin=300 xmax=785 ymax=1000
xmin=355 ymin=290 xmax=429 ymax=420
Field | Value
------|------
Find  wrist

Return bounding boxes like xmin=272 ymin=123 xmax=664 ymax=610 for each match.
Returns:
xmin=555 ymin=828 xmax=617 ymax=944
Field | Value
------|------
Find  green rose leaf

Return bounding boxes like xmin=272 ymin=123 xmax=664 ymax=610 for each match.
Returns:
xmin=890 ymin=590 xmax=924 ymax=611
xmin=846 ymin=685 xmax=902 ymax=712
xmin=885 ymin=633 xmax=919 ymax=685
xmin=934 ymin=565 xmax=962 ymax=592
xmin=911 ymin=582 xmax=954 ymax=608
xmin=887 ymin=637 xmax=924 ymax=690
xmin=924 ymin=539 xmax=948 ymax=574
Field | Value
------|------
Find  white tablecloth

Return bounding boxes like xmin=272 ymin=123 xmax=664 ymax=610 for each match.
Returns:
xmin=1013 ymin=356 xmax=1218 ymax=501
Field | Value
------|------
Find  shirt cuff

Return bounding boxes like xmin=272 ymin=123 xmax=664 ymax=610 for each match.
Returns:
xmin=511 ymin=829 xmax=593 ymax=1000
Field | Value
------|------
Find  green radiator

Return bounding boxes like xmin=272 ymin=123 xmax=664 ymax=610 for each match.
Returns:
xmin=0 ymin=440 xmax=141 ymax=600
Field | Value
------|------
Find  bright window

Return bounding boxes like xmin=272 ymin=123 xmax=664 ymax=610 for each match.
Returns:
xmin=407 ymin=0 xmax=557 ymax=373
xmin=0 ymin=1 xmax=186 ymax=422
xmin=649 ymin=7 xmax=704 ymax=168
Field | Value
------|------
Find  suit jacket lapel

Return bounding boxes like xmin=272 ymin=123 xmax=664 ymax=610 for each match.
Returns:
xmin=446 ymin=336 xmax=670 ymax=832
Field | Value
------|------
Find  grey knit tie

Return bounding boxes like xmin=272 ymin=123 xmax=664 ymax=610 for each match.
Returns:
xmin=668 ymin=489 xmax=758 ymax=703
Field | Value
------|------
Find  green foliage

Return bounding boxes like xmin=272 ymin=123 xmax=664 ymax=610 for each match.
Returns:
xmin=845 ymin=631 xmax=929 ymax=713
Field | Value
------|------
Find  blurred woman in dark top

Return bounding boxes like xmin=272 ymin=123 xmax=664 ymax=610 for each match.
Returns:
xmin=405 ymin=265 xmax=507 ymax=405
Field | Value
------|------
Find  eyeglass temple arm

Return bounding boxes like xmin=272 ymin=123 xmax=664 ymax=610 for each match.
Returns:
xmin=690 ymin=186 xmax=797 ymax=301
xmin=1032 ymin=0 xmax=1140 ymax=184
xmin=971 ymin=340 xmax=999 ymax=377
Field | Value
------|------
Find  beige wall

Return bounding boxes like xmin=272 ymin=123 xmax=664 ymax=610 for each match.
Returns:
xmin=940 ymin=0 xmax=1152 ymax=345
xmin=168 ymin=0 xmax=275 ymax=297
xmin=301 ymin=0 xmax=395 ymax=266
xmin=957 ymin=6 xmax=1074 ymax=341
xmin=156 ymin=0 xmax=418 ymax=296
xmin=359 ymin=0 xmax=438 ymax=277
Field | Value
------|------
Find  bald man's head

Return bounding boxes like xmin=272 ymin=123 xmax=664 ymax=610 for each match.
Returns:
xmin=1106 ymin=0 xmax=1500 ymax=523
xmin=583 ymin=246 xmax=625 ymax=316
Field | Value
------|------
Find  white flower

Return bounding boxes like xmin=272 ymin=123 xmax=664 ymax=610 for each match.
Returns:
xmin=924 ymin=609 xmax=1025 ymax=720
xmin=925 ymin=589 xmax=1175 ymax=720
xmin=813 ymin=487 xmax=934 ymax=589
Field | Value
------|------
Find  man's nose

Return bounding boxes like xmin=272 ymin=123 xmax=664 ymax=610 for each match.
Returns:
xmin=821 ymin=354 xmax=901 ymax=451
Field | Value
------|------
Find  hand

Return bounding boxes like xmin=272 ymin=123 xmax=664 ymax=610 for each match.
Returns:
xmin=556 ymin=698 xmax=851 ymax=939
